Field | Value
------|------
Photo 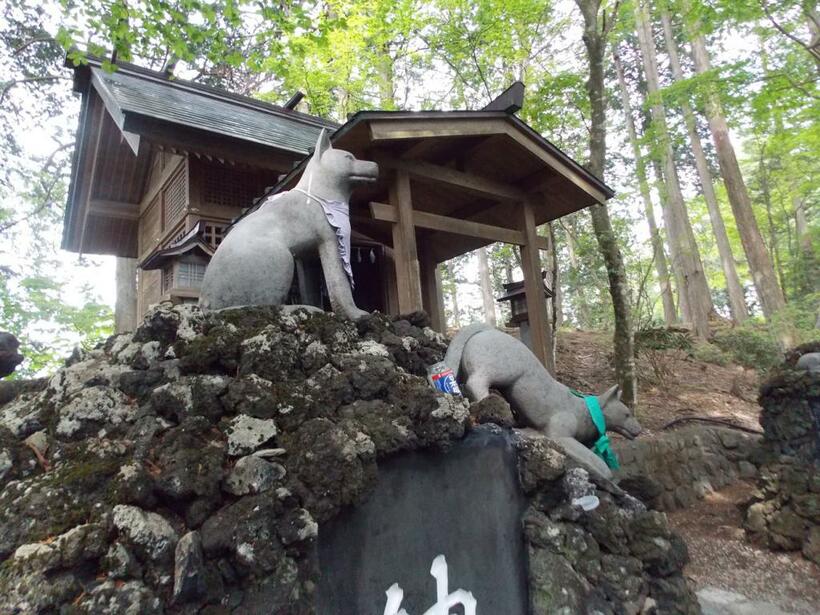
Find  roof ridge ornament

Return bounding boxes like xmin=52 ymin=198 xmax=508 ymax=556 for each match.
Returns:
xmin=482 ymin=81 xmax=525 ymax=114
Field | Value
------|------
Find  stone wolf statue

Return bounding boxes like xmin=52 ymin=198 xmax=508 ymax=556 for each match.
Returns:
xmin=444 ymin=323 xmax=642 ymax=479
xmin=199 ymin=129 xmax=378 ymax=320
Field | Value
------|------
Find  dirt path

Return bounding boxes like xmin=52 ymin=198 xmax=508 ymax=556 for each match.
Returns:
xmin=667 ymin=481 xmax=820 ymax=614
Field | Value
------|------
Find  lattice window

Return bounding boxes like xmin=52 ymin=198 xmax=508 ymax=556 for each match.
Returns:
xmin=203 ymin=223 xmax=226 ymax=248
xmin=177 ymin=262 xmax=206 ymax=289
xmin=201 ymin=166 xmax=265 ymax=209
xmin=162 ymin=265 xmax=174 ymax=292
xmin=163 ymin=168 xmax=187 ymax=229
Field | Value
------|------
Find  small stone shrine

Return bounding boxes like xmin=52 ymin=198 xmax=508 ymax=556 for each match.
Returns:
xmin=744 ymin=342 xmax=820 ymax=564
xmin=0 ymin=304 xmax=699 ymax=613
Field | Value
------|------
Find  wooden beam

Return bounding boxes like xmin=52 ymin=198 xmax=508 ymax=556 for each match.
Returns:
xmin=89 ymin=199 xmax=140 ymax=220
xmin=520 ymin=198 xmax=554 ymax=373
xmin=369 ymin=118 xmax=509 ymax=142
xmin=377 ymin=156 xmax=525 ymax=202
xmin=389 ymin=171 xmax=423 ymax=313
xmin=370 ymin=202 xmax=549 ymax=250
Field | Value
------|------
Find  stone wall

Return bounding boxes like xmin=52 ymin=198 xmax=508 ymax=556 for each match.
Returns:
xmin=613 ymin=425 xmax=762 ymax=511
xmin=743 ymin=346 xmax=820 ymax=565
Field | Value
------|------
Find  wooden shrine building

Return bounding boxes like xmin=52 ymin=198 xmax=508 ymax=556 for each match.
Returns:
xmin=63 ymin=59 xmax=613 ymax=368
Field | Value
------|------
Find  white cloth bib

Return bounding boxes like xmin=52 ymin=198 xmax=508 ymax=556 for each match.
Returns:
xmin=290 ymin=188 xmax=354 ymax=288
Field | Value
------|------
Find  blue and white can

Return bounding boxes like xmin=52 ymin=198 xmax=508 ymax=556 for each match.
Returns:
xmin=427 ymin=361 xmax=462 ymax=396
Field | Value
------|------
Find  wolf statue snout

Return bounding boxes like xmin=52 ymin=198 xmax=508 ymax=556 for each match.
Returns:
xmin=199 ymin=129 xmax=377 ymax=320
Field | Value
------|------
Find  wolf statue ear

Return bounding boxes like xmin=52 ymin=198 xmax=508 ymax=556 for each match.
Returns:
xmin=314 ymin=128 xmax=332 ymax=159
xmin=601 ymin=384 xmax=620 ymax=405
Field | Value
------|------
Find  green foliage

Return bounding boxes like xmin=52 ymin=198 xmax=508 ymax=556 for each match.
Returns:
xmin=634 ymin=326 xmax=693 ymax=384
xmin=689 ymin=340 xmax=732 ymax=366
xmin=635 ymin=326 xmax=694 ymax=352
xmin=0 ymin=271 xmax=113 ymax=377
xmin=769 ymin=293 xmax=820 ymax=346
xmin=711 ymin=323 xmax=783 ymax=372
xmin=0 ymin=0 xmax=816 ymax=382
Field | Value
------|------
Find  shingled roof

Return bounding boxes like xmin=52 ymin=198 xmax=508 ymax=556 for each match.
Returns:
xmin=63 ymin=57 xmax=336 ymax=255
xmin=86 ymin=62 xmax=335 ymax=156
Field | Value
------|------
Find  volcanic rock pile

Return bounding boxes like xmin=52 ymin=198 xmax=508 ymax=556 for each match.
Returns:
xmin=0 ymin=303 xmax=699 ymax=613
xmin=744 ymin=343 xmax=820 ymax=564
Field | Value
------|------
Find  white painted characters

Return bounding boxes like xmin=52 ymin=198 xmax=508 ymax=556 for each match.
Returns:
xmin=383 ymin=555 xmax=477 ymax=615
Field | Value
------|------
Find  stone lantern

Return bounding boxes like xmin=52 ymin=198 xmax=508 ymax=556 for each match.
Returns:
xmin=496 ymin=272 xmax=553 ymax=351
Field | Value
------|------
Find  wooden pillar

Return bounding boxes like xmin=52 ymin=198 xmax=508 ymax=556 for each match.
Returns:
xmin=419 ymin=242 xmax=444 ymax=332
xmin=520 ymin=199 xmax=554 ymax=373
xmin=115 ymin=257 xmax=139 ymax=333
xmin=389 ymin=170 xmax=423 ymax=313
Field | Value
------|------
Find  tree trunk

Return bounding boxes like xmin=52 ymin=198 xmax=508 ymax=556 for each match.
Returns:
xmin=447 ymin=261 xmax=461 ymax=328
xmin=684 ymin=7 xmax=787 ymax=320
xmin=758 ymin=158 xmax=788 ymax=296
xmin=562 ymin=218 xmax=593 ymax=326
xmin=376 ymin=42 xmax=396 ymax=110
xmin=477 ymin=246 xmax=497 ymax=326
xmin=793 ymin=195 xmax=817 ymax=294
xmin=575 ymin=0 xmax=637 ymax=407
xmin=613 ymin=49 xmax=677 ymax=325
xmin=115 ymin=257 xmax=138 ymax=334
xmin=660 ymin=10 xmax=748 ymax=323
xmin=544 ymin=223 xmax=560 ymax=364
xmin=649 ymin=155 xmax=690 ymax=323
xmin=635 ymin=0 xmax=714 ymax=337
xmin=548 ymin=223 xmax=563 ymax=329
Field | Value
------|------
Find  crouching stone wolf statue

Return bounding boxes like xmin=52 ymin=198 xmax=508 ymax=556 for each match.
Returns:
xmin=199 ymin=129 xmax=378 ymax=320
xmin=445 ymin=323 xmax=642 ymax=480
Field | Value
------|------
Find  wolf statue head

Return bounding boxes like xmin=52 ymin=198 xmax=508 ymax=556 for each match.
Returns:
xmin=296 ymin=129 xmax=379 ymax=204
xmin=598 ymin=385 xmax=642 ymax=439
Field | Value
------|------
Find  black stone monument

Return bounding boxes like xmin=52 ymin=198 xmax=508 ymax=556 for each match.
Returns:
xmin=317 ymin=427 xmax=528 ymax=614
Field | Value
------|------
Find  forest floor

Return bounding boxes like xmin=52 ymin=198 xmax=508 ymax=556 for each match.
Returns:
xmin=668 ymin=481 xmax=820 ymax=614
xmin=553 ymin=330 xmax=819 ymax=614
xmin=554 ymin=330 xmax=763 ymax=435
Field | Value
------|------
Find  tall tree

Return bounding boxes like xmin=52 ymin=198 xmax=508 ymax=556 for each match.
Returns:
xmin=658 ymin=8 xmax=748 ymax=322
xmin=574 ymin=0 xmax=637 ymax=407
xmin=613 ymin=47 xmax=677 ymax=325
xmin=476 ymin=247 xmax=497 ymax=326
xmin=634 ymin=0 xmax=714 ymax=337
xmin=682 ymin=0 xmax=787 ymax=320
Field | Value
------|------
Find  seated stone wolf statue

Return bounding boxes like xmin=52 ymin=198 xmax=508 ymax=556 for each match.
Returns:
xmin=199 ymin=129 xmax=378 ymax=320
xmin=444 ymin=323 xmax=642 ymax=480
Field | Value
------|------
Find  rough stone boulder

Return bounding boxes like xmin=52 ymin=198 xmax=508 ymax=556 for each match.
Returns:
xmin=0 ymin=303 xmax=699 ymax=613
xmin=743 ymin=342 xmax=820 ymax=564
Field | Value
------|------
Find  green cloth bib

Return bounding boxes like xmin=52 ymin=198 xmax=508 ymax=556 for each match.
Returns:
xmin=570 ymin=390 xmax=620 ymax=470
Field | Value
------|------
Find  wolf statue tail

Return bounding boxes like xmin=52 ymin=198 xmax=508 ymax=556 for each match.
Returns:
xmin=443 ymin=322 xmax=493 ymax=381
